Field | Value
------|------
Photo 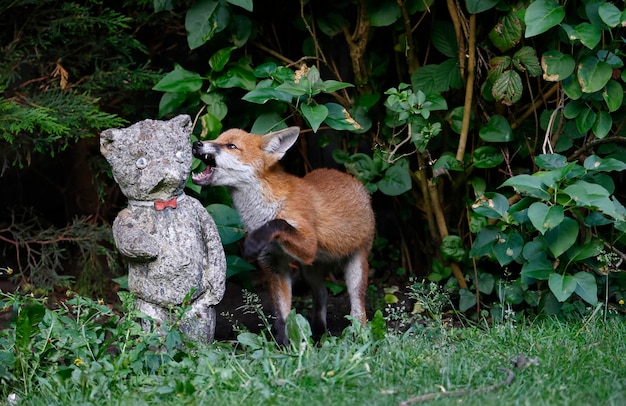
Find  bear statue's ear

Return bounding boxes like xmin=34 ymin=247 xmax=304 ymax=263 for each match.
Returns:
xmin=100 ymin=129 xmax=117 ymax=158
xmin=169 ymin=114 xmax=192 ymax=134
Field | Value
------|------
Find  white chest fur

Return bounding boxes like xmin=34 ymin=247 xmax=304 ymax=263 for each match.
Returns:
xmin=230 ymin=183 xmax=281 ymax=231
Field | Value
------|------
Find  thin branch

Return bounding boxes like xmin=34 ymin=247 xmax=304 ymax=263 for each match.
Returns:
xmin=568 ymin=136 xmax=626 ymax=161
xmin=455 ymin=14 xmax=476 ymax=162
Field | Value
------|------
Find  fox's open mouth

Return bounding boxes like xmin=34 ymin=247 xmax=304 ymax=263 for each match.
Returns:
xmin=192 ymin=153 xmax=216 ymax=185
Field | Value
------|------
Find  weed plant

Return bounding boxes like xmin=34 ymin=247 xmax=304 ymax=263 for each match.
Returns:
xmin=0 ymin=290 xmax=625 ymax=406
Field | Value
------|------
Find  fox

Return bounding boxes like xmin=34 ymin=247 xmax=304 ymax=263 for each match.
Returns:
xmin=191 ymin=126 xmax=375 ymax=345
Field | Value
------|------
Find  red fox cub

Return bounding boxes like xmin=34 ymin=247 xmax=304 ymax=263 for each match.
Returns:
xmin=192 ymin=127 xmax=375 ymax=344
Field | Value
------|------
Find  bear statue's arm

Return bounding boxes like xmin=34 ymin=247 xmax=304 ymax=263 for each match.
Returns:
xmin=112 ymin=209 xmax=159 ymax=260
xmin=198 ymin=207 xmax=227 ymax=302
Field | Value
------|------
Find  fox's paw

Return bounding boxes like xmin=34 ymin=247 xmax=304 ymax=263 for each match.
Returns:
xmin=243 ymin=219 xmax=295 ymax=261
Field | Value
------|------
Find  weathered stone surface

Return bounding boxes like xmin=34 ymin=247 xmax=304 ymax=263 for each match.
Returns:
xmin=100 ymin=114 xmax=226 ymax=343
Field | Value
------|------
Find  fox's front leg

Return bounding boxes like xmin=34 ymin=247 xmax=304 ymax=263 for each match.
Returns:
xmin=244 ymin=219 xmax=317 ymax=264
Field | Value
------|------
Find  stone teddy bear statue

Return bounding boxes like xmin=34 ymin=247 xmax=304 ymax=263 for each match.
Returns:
xmin=100 ymin=114 xmax=226 ymax=343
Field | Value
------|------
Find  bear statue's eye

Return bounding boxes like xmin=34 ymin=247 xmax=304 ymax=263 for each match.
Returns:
xmin=136 ymin=157 xmax=148 ymax=169
xmin=175 ymin=150 xmax=185 ymax=162
xmin=225 ymin=143 xmax=238 ymax=150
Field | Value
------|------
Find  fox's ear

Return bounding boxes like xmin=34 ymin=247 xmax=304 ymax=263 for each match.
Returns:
xmin=261 ymin=127 xmax=300 ymax=159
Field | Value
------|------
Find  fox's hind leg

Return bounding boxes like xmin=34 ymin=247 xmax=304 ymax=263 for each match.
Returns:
xmin=259 ymin=253 xmax=293 ymax=345
xmin=344 ymin=249 xmax=368 ymax=325
xmin=301 ymin=265 xmax=328 ymax=340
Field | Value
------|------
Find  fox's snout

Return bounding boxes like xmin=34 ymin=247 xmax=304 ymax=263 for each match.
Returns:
xmin=192 ymin=141 xmax=206 ymax=156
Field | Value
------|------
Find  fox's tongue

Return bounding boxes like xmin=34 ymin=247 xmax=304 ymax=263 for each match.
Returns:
xmin=192 ymin=166 xmax=213 ymax=186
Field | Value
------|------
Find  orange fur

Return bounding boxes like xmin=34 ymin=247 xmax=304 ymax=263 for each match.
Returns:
xmin=192 ymin=127 xmax=375 ymax=344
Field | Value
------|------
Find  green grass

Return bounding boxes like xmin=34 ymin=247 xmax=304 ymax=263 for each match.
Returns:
xmin=1 ymin=291 xmax=625 ymax=406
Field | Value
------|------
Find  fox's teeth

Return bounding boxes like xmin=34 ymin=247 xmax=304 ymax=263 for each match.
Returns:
xmin=204 ymin=154 xmax=209 ymax=160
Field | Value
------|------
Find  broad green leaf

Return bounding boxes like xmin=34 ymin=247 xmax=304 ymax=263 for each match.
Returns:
xmin=432 ymin=152 xmax=464 ymax=172
xmin=544 ymin=217 xmax=579 ymax=258
xmin=498 ymin=280 xmax=526 ymax=305
xmin=473 ymin=146 xmax=504 ymax=168
xmin=471 ymin=192 xmax=509 ymax=218
xmin=250 ymin=112 xmax=285 ymax=135
xmin=198 ymin=112 xmax=222 ymax=139
xmin=276 ymin=81 xmax=309 ymax=96
xmin=322 ymin=80 xmax=353 ymax=93
xmin=535 ymin=162 xmax=581 ymax=189
xmin=378 ymin=164 xmax=412 ymax=196
xmin=367 ymin=0 xmax=401 ymax=26
xmin=301 ymin=103 xmax=328 ymax=133
xmin=597 ymin=50 xmax=624 ymax=68
xmin=492 ymin=70 xmax=523 ymax=105
xmin=592 ymin=111 xmax=612 ymax=139
xmin=563 ymin=180 xmax=610 ymax=206
xmin=562 ymin=75 xmax=583 ymax=100
xmin=344 ymin=153 xmax=378 ymax=182
xmin=206 ymin=204 xmax=245 ymax=245
xmin=227 ymin=0 xmax=252 ymax=11
xmin=213 ymin=65 xmax=256 ymax=90
xmin=242 ymin=87 xmax=293 ymax=104
xmin=522 ymin=236 xmax=554 ymax=260
xmin=477 ymin=272 xmax=495 ymax=294
xmin=548 ymin=273 xmax=577 ymax=302
xmin=524 ymin=0 xmax=565 ymax=38
xmin=584 ymin=211 xmax=613 ymax=227
xmin=432 ymin=22 xmax=458 ymax=58
xmin=411 ymin=60 xmax=463 ymax=94
xmin=575 ymin=108 xmax=596 ymax=134
xmin=577 ymin=56 xmax=612 ymax=93
xmin=493 ymin=232 xmax=524 ymax=266
xmin=157 ymin=92 xmax=188 ymax=118
xmin=465 ymin=0 xmax=498 ymax=14
xmin=521 ymin=257 xmax=554 ymax=281
xmin=153 ymin=64 xmax=203 ymax=92
xmin=229 ymin=14 xmax=252 ymax=47
xmin=479 ymin=114 xmax=513 ymax=142
xmin=598 ymin=2 xmax=621 ymax=27
xmin=567 ymin=238 xmax=604 ymax=262
xmin=603 ymin=80 xmax=624 ymax=112
xmin=573 ymin=272 xmax=598 ymax=305
xmin=489 ymin=12 xmax=523 ymax=52
xmin=441 ymin=235 xmax=466 ymax=262
xmin=253 ymin=62 xmax=277 ymax=78
xmin=459 ymin=289 xmax=476 ymax=312
xmin=584 ymin=155 xmax=626 ymax=172
xmin=448 ymin=106 xmax=474 ymax=134
xmin=201 ymin=92 xmax=228 ymax=120
xmin=575 ymin=23 xmax=602 ymax=49
xmin=560 ymin=23 xmax=578 ymax=42
xmin=424 ymin=93 xmax=448 ymax=111
xmin=324 ymin=103 xmax=363 ymax=131
xmin=535 ymin=153 xmax=568 ymax=169
xmin=185 ymin=0 xmax=229 ymax=50
xmin=469 ymin=226 xmax=500 ymax=257
xmin=209 ymin=47 xmax=236 ymax=72
xmin=226 ymin=254 xmax=255 ymax=278
xmin=563 ymin=100 xmax=583 ymax=119
xmin=528 ymin=202 xmax=564 ymax=234
xmin=501 ymin=174 xmax=551 ymax=200
xmin=318 ymin=12 xmax=350 ymax=37
xmin=513 ymin=46 xmax=542 ymax=76
xmin=541 ymin=50 xmax=575 ymax=81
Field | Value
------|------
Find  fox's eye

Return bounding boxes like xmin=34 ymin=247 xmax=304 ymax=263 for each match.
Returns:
xmin=136 ymin=157 xmax=148 ymax=169
xmin=225 ymin=143 xmax=238 ymax=150
xmin=175 ymin=150 xmax=185 ymax=162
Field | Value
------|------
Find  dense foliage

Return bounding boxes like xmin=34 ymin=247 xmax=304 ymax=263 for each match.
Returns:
xmin=1 ymin=0 xmax=625 ymax=319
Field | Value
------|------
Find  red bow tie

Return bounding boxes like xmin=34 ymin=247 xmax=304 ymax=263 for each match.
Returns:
xmin=154 ymin=197 xmax=178 ymax=210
